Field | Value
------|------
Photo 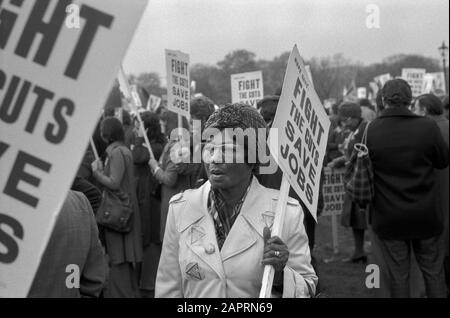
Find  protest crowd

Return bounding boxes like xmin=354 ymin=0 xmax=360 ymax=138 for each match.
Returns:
xmin=24 ymin=74 xmax=449 ymax=298
xmin=1 ymin=1 xmax=449 ymax=300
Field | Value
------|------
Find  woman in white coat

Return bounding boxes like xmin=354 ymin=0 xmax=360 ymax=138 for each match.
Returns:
xmin=155 ymin=104 xmax=317 ymax=298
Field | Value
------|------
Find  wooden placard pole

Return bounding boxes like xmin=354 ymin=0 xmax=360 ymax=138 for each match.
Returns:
xmin=259 ymin=174 xmax=290 ymax=298
xmin=331 ymin=213 xmax=339 ymax=254
xmin=89 ymin=137 xmax=100 ymax=162
xmin=119 ymin=65 xmax=155 ymax=160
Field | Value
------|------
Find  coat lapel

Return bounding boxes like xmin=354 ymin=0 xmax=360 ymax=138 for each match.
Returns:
xmin=220 ymin=178 xmax=274 ymax=262
xmin=180 ymin=182 xmax=226 ymax=279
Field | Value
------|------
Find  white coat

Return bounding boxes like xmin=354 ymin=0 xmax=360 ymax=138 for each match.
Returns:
xmin=155 ymin=177 xmax=317 ymax=298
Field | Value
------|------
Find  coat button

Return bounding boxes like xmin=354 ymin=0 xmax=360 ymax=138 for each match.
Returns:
xmin=204 ymin=243 xmax=215 ymax=254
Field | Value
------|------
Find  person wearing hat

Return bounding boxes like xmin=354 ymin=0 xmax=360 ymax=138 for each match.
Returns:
xmin=155 ymin=104 xmax=317 ymax=298
xmin=367 ymin=79 xmax=449 ymax=298
xmin=328 ymin=102 xmax=369 ymax=263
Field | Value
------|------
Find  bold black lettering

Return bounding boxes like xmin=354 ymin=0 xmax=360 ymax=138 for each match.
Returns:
xmin=288 ymin=153 xmax=298 ymax=174
xmin=296 ymin=168 xmax=306 ymax=191
xmin=306 ymin=184 xmax=313 ymax=204
xmin=0 ymin=213 xmax=24 ymax=264
xmin=0 ymin=76 xmax=31 ymax=124
xmin=0 ymin=140 xmax=10 ymax=157
xmin=317 ymin=122 xmax=325 ymax=145
xmin=64 ymin=5 xmax=114 ymax=79
xmin=0 ymin=75 xmax=20 ymax=122
xmin=25 ymin=85 xmax=54 ymax=133
xmin=305 ymin=98 xmax=312 ymax=121
xmin=308 ymin=164 xmax=316 ymax=186
xmin=285 ymin=120 xmax=294 ymax=142
xmin=0 ymin=0 xmax=23 ymax=49
xmin=293 ymin=77 xmax=303 ymax=98
xmin=44 ymin=98 xmax=74 ymax=144
xmin=15 ymin=0 xmax=70 ymax=66
xmin=310 ymin=108 xmax=318 ymax=135
xmin=4 ymin=151 xmax=51 ymax=207
xmin=280 ymin=143 xmax=289 ymax=160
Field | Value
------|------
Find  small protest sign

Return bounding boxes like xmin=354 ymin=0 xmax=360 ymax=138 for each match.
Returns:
xmin=321 ymin=167 xmax=346 ymax=217
xmin=401 ymin=68 xmax=426 ymax=97
xmin=231 ymin=71 xmax=264 ymax=107
xmin=165 ymin=49 xmax=190 ymax=118
xmin=357 ymin=87 xmax=367 ymax=99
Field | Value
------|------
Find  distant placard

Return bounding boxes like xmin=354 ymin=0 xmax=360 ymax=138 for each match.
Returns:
xmin=148 ymin=94 xmax=162 ymax=111
xmin=374 ymin=73 xmax=392 ymax=87
xmin=0 ymin=0 xmax=147 ymax=297
xmin=401 ymin=68 xmax=426 ymax=97
xmin=423 ymin=72 xmax=446 ymax=95
xmin=165 ymin=49 xmax=190 ymax=117
xmin=130 ymin=84 xmax=142 ymax=108
xmin=357 ymin=87 xmax=367 ymax=99
xmin=321 ymin=167 xmax=346 ymax=217
xmin=231 ymin=71 xmax=264 ymax=107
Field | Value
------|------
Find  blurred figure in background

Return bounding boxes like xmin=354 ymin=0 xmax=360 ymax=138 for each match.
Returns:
xmin=188 ymin=95 xmax=216 ymax=188
xmin=28 ymin=190 xmax=108 ymax=298
xmin=122 ymin=110 xmax=136 ymax=148
xmin=359 ymin=98 xmax=377 ymax=122
xmin=368 ymin=79 xmax=448 ymax=298
xmin=148 ymin=111 xmax=196 ymax=242
xmin=132 ymin=111 xmax=166 ymax=298
xmin=91 ymin=117 xmax=143 ymax=298
xmin=413 ymin=93 xmax=449 ymax=296
xmin=328 ymin=102 xmax=369 ymax=263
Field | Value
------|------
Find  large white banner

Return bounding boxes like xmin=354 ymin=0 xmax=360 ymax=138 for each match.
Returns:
xmin=269 ymin=45 xmax=331 ymax=220
xmin=165 ymin=49 xmax=190 ymax=118
xmin=0 ymin=0 xmax=147 ymax=297
xmin=231 ymin=70 xmax=264 ymax=107
xmin=401 ymin=68 xmax=426 ymax=97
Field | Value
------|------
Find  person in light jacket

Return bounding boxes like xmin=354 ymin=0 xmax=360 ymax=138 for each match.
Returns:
xmin=155 ymin=104 xmax=317 ymax=298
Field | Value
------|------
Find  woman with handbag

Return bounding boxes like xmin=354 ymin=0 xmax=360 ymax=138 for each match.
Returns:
xmin=92 ymin=117 xmax=143 ymax=298
xmin=328 ymin=102 xmax=369 ymax=263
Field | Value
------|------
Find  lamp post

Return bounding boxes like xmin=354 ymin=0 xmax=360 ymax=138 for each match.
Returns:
xmin=438 ymin=41 xmax=448 ymax=95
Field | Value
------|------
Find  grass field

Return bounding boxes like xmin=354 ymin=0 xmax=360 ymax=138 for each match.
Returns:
xmin=314 ymin=214 xmax=376 ymax=298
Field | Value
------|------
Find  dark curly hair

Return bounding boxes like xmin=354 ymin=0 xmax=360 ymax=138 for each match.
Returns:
xmin=140 ymin=111 xmax=166 ymax=144
xmin=190 ymin=95 xmax=215 ymax=129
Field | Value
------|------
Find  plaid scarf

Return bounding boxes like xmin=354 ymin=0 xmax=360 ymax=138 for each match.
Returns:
xmin=208 ymin=181 xmax=252 ymax=250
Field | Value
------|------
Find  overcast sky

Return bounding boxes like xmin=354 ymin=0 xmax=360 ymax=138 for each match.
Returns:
xmin=123 ymin=0 xmax=449 ymax=77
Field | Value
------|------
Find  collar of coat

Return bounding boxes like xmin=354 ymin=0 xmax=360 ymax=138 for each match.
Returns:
xmin=171 ymin=176 xmax=299 ymax=239
xmin=378 ymin=106 xmax=419 ymax=119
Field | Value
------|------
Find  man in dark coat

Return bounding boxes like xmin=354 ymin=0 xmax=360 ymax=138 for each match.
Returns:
xmin=367 ymin=79 xmax=449 ymax=298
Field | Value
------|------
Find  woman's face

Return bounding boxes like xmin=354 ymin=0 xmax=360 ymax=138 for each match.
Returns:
xmin=203 ymin=129 xmax=253 ymax=190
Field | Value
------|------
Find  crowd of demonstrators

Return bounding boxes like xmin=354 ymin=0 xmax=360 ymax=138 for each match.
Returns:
xmin=327 ymin=102 xmax=370 ymax=263
xmin=322 ymin=84 xmax=450 ymax=298
xmin=27 ymin=74 xmax=449 ymax=298
xmin=156 ymin=104 xmax=317 ymax=297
